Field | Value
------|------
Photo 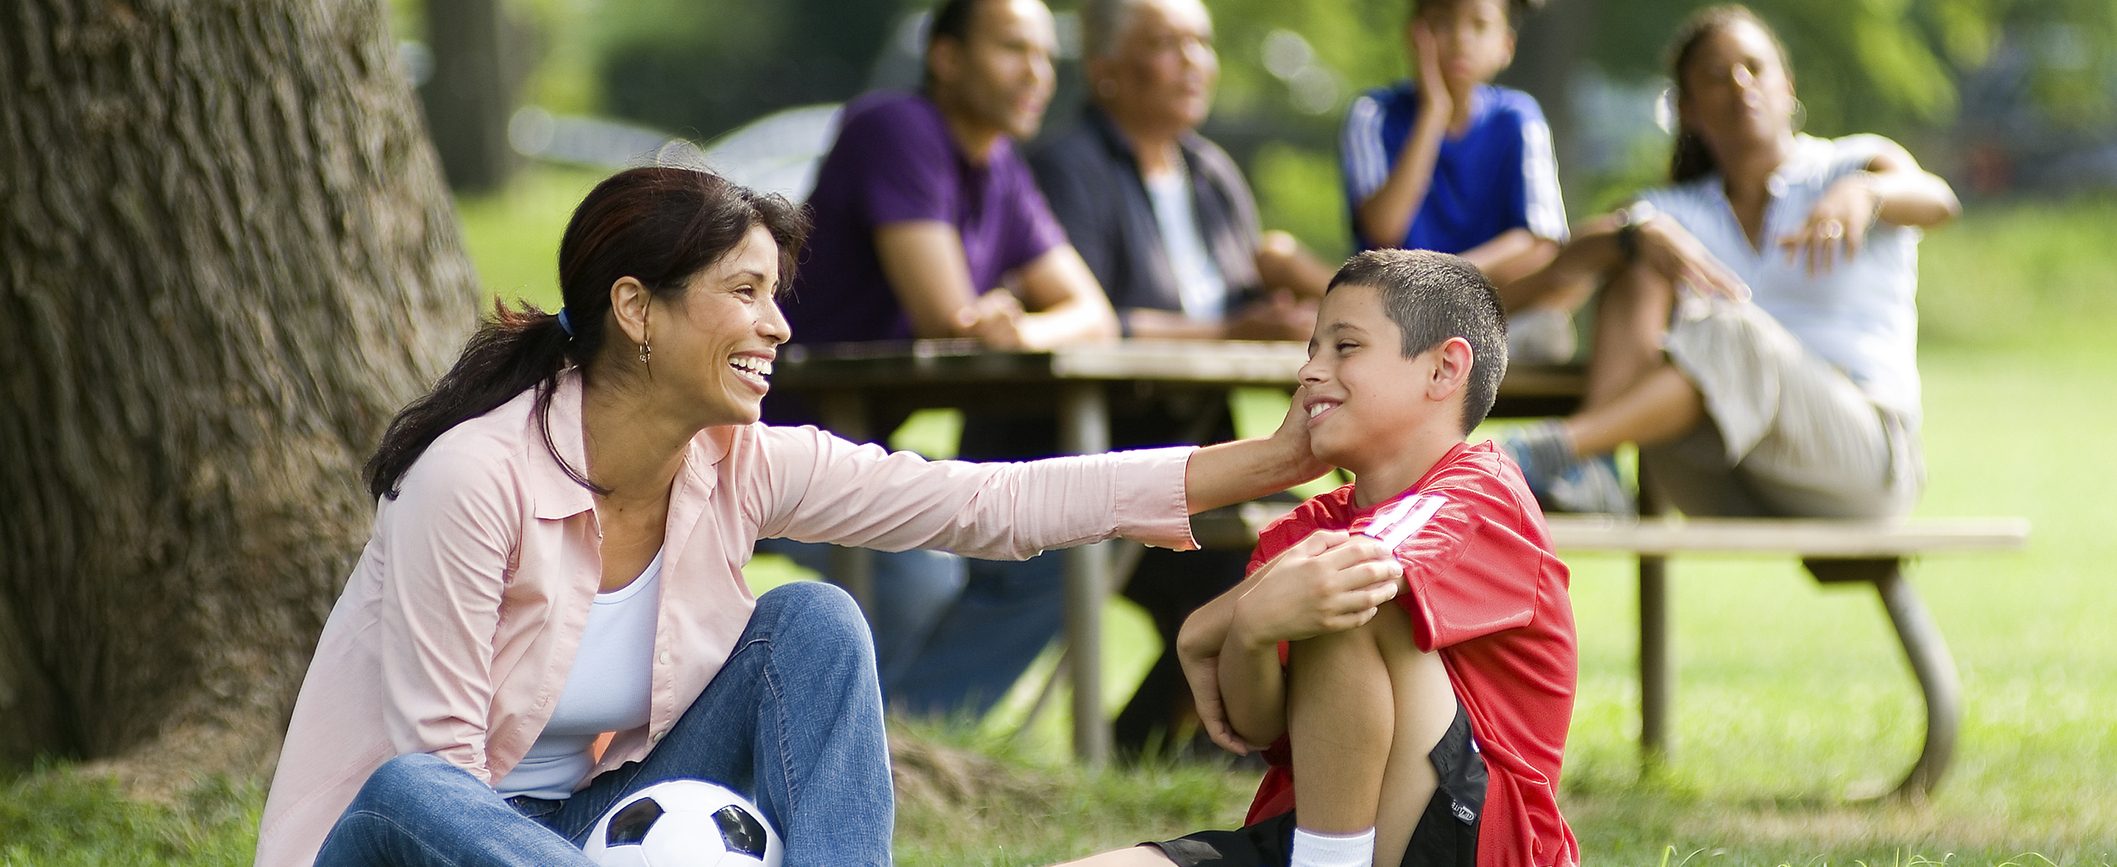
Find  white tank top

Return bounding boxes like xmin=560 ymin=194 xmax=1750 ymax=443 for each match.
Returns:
xmin=493 ymin=549 xmax=663 ymax=799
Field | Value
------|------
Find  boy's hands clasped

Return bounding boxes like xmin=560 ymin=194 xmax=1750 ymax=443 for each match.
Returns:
xmin=1230 ymin=531 xmax=1402 ymax=649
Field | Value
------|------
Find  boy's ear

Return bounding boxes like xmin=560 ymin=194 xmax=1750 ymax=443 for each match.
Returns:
xmin=1425 ymin=336 xmax=1475 ymax=404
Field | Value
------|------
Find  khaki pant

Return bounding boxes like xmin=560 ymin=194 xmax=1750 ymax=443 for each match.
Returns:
xmin=1644 ymin=298 xmax=1923 ymax=519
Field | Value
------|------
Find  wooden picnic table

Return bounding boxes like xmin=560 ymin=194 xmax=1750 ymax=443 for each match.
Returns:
xmin=770 ymin=338 xmax=1582 ymax=765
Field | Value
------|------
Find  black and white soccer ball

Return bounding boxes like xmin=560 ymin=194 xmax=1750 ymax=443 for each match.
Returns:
xmin=584 ymin=779 xmax=783 ymax=867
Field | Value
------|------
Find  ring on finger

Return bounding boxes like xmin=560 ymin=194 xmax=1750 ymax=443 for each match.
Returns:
xmin=1819 ymin=219 xmax=1844 ymax=240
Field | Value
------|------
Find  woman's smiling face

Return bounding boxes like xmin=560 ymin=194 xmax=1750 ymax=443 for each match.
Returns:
xmin=651 ymin=224 xmax=790 ymax=428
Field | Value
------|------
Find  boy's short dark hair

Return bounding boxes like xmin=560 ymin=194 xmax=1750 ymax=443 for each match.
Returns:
xmin=1327 ymin=250 xmax=1509 ymax=434
xmin=1410 ymin=0 xmax=1546 ymax=29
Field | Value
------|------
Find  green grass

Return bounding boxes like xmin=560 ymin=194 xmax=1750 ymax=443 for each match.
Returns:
xmin=451 ymin=163 xmax=608 ymax=311
xmin=0 ymin=772 xmax=261 ymax=865
xmin=5 ymin=180 xmax=2113 ymax=865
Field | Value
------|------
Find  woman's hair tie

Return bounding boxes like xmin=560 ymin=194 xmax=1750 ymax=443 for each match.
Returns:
xmin=556 ymin=308 xmax=576 ymax=338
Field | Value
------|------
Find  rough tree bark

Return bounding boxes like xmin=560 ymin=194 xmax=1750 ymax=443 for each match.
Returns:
xmin=0 ymin=0 xmax=478 ymax=785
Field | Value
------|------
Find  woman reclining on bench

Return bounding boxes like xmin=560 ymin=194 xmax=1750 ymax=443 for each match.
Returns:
xmin=1501 ymin=3 xmax=1959 ymax=521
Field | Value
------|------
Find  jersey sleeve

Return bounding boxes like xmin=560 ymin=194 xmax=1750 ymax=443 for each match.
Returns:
xmin=1513 ymin=96 xmax=1570 ymax=243
xmin=1340 ymin=91 xmax=1392 ymax=224
xmin=1385 ymin=474 xmax=1553 ymax=652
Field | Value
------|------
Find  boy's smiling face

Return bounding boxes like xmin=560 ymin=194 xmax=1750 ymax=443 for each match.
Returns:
xmin=1298 ymin=283 xmax=1443 ymax=477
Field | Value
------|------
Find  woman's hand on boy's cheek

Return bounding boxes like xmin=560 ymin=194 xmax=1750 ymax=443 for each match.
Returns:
xmin=1232 ymin=530 xmax=1402 ymax=648
xmin=1268 ymin=387 xmax=1333 ymax=483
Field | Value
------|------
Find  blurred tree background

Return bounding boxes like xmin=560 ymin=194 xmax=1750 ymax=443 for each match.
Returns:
xmin=395 ymin=0 xmax=2117 ymax=254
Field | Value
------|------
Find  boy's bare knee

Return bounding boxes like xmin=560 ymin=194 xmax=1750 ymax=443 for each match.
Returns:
xmin=1287 ymin=604 xmax=1423 ymax=684
xmin=1286 ymin=612 xmax=1388 ymax=671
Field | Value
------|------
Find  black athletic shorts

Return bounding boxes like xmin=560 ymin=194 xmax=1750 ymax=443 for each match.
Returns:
xmin=1147 ymin=704 xmax=1487 ymax=867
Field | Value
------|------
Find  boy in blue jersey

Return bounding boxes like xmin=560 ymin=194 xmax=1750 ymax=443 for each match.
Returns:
xmin=1341 ymin=0 xmax=1579 ymax=364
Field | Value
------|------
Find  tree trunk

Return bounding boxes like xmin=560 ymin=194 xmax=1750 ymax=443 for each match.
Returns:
xmin=422 ymin=0 xmax=521 ymax=194
xmin=0 ymin=0 xmax=478 ymax=783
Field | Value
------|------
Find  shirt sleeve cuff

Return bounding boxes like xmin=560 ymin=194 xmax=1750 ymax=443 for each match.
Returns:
xmin=1110 ymin=446 xmax=1200 ymax=551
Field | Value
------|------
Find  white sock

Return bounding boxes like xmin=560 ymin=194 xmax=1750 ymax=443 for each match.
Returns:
xmin=1288 ymin=826 xmax=1375 ymax=867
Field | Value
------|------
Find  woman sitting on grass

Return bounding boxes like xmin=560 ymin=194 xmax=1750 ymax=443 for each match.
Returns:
xmin=255 ymin=166 xmax=1326 ymax=866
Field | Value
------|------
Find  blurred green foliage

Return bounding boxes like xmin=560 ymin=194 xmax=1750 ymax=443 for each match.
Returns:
xmin=397 ymin=0 xmax=2117 ymax=146
xmin=583 ymin=0 xmax=903 ymax=137
xmin=391 ymin=0 xmax=2117 ymax=249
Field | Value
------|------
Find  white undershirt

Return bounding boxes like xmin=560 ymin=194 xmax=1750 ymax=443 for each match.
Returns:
xmin=1143 ymin=166 xmax=1228 ymax=320
xmin=493 ymin=549 xmax=663 ymax=800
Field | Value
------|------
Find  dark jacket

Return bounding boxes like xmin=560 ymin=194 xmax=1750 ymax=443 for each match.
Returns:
xmin=1029 ymin=106 xmax=1263 ymax=320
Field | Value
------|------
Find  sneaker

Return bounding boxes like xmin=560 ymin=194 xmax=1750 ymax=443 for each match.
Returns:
xmin=1500 ymin=435 xmax=1635 ymax=516
xmin=1545 ymin=453 xmax=1635 ymax=516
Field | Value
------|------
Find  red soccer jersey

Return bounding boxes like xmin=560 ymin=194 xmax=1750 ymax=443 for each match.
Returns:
xmin=1243 ymin=441 xmax=1580 ymax=867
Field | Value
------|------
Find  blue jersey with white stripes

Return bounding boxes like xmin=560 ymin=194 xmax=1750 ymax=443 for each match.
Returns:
xmin=1340 ymin=82 xmax=1568 ymax=253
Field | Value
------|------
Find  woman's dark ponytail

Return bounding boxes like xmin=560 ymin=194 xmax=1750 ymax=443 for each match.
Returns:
xmin=365 ymin=166 xmax=808 ymax=500
xmin=1669 ymin=131 xmax=1717 ymax=185
xmin=364 ymin=304 xmax=582 ymax=499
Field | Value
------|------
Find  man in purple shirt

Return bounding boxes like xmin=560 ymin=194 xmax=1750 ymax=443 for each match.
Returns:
xmin=781 ymin=0 xmax=1115 ymax=350
xmin=766 ymin=0 xmax=1120 ymax=722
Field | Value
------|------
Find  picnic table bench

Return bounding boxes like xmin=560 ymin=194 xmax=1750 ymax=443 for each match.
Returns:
xmin=1189 ymin=502 xmax=2030 ymax=798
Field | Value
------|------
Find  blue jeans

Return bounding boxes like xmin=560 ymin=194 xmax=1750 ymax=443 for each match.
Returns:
xmin=315 ymin=582 xmax=893 ymax=866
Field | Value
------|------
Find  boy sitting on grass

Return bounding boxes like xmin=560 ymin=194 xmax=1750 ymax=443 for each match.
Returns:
xmin=1061 ymin=250 xmax=1580 ymax=867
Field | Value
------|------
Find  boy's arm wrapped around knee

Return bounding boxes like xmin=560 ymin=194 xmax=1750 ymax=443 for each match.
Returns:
xmin=1214 ymin=530 xmax=1404 ymax=749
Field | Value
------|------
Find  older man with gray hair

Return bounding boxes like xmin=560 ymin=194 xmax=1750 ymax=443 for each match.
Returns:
xmin=1034 ymin=0 xmax=1331 ymax=340
xmin=1029 ymin=0 xmax=1335 ymax=760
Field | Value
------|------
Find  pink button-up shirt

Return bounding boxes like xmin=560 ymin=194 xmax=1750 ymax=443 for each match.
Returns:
xmin=256 ymin=373 xmax=1198 ymax=865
